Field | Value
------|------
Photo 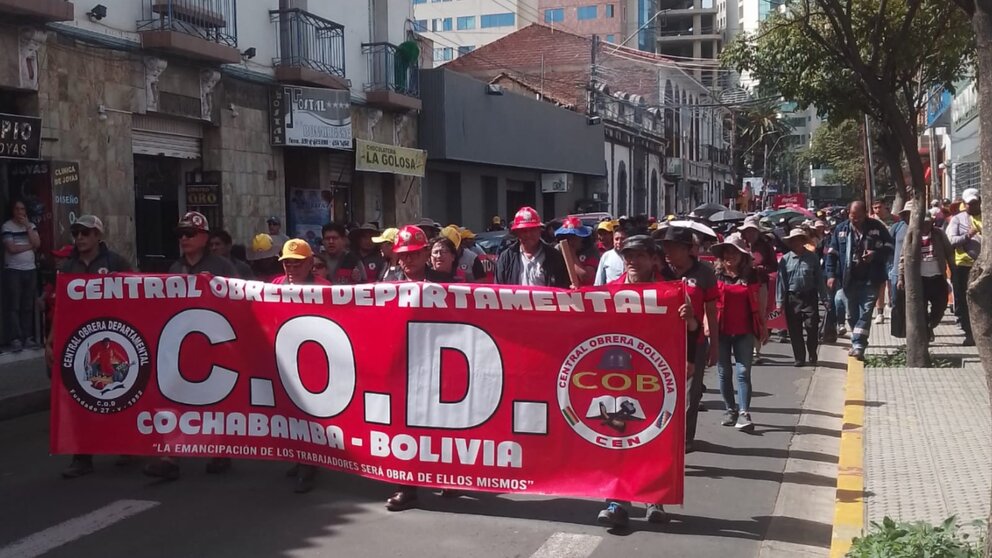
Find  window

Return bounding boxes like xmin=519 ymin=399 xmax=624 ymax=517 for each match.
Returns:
xmin=544 ymin=8 xmax=564 ymax=23
xmin=605 ymin=4 xmax=615 ymax=17
xmin=431 ymin=18 xmax=440 ymax=31
xmin=433 ymin=47 xmax=453 ymax=61
xmin=413 ymin=19 xmax=428 ymax=31
xmin=413 ymin=0 xmax=426 ymax=4
xmin=577 ymin=5 xmax=597 ymax=20
xmin=606 ymin=34 xmax=616 ymax=43
xmin=442 ymin=17 xmax=453 ymax=31
xmin=481 ymin=12 xmax=515 ymax=28
xmin=458 ymin=45 xmax=475 ymax=56
xmin=457 ymin=16 xmax=476 ymax=30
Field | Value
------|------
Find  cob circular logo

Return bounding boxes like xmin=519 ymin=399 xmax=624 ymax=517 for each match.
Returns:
xmin=61 ymin=319 xmax=151 ymax=413
xmin=557 ymin=335 xmax=678 ymax=449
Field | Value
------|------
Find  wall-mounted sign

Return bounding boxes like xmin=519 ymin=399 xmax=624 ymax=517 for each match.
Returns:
xmin=952 ymin=79 xmax=978 ymax=132
xmin=541 ymin=173 xmax=571 ymax=193
xmin=270 ymin=86 xmax=352 ymax=149
xmin=355 ymin=139 xmax=426 ymax=177
xmin=0 ymin=113 xmax=41 ymax=160
xmin=185 ymin=171 xmax=222 ymax=230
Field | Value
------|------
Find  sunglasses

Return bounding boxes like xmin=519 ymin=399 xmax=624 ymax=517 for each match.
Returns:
xmin=70 ymin=228 xmax=94 ymax=238
xmin=177 ymin=230 xmax=200 ymax=239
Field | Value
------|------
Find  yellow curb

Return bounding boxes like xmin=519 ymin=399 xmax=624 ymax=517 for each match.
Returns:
xmin=829 ymin=357 xmax=865 ymax=558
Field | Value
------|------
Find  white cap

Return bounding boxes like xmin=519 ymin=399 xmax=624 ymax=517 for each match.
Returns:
xmin=963 ymin=188 xmax=980 ymax=204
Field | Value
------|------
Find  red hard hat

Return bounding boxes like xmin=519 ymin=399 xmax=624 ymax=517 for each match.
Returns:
xmin=510 ymin=206 xmax=542 ymax=230
xmin=392 ymin=225 xmax=430 ymax=254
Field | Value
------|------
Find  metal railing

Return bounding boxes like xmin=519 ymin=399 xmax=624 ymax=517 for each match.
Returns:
xmin=271 ymin=8 xmax=345 ymax=79
xmin=138 ymin=0 xmax=238 ymax=47
xmin=362 ymin=42 xmax=420 ymax=98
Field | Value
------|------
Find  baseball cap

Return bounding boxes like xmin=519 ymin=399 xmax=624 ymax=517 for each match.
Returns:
xmin=266 ymin=216 xmax=281 ymax=225
xmin=620 ymin=235 xmax=657 ymax=254
xmin=597 ymin=220 xmax=616 ymax=233
xmin=52 ymin=244 xmax=74 ymax=258
xmin=278 ymin=238 xmax=314 ymax=261
xmin=72 ymin=215 xmax=104 ymax=233
xmin=963 ymin=188 xmax=980 ymax=204
xmin=373 ymin=227 xmax=399 ymax=244
xmin=491 ymin=216 xmax=502 ymax=225
xmin=177 ymin=211 xmax=209 ymax=232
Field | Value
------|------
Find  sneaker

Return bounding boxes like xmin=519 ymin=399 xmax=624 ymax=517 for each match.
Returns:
xmin=143 ymin=459 xmax=180 ymax=480
xmin=874 ymin=313 xmax=885 ymax=325
xmin=794 ymin=360 xmax=806 ymax=367
xmin=645 ymin=504 xmax=670 ymax=524
xmin=62 ymin=455 xmax=94 ymax=479
xmin=597 ymin=502 xmax=629 ymax=528
xmin=205 ymin=457 xmax=231 ymax=474
xmin=10 ymin=339 xmax=22 ymax=353
xmin=851 ymin=347 xmax=865 ymax=361
xmin=838 ymin=326 xmax=848 ymax=337
xmin=721 ymin=410 xmax=738 ymax=426
xmin=735 ymin=412 xmax=754 ymax=432
xmin=385 ymin=488 xmax=418 ymax=511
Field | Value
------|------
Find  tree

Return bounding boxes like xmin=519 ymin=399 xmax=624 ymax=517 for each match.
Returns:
xmin=723 ymin=0 xmax=973 ymax=367
xmin=803 ymin=119 xmax=867 ymax=191
xmin=734 ymin=100 xmax=795 ymax=199
xmin=942 ymin=2 xmax=992 ymax=555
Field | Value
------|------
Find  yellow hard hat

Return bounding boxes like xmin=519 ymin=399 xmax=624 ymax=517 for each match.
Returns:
xmin=252 ymin=233 xmax=273 ymax=253
xmin=439 ymin=225 xmax=462 ymax=250
xmin=459 ymin=227 xmax=477 ymax=240
xmin=372 ymin=227 xmax=399 ymax=244
xmin=278 ymin=239 xmax=313 ymax=261
xmin=597 ymin=220 xmax=615 ymax=233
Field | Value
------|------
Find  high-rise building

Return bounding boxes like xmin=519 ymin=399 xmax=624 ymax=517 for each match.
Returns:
xmin=412 ymin=0 xmax=538 ymax=63
xmin=652 ymin=0 xmax=723 ymax=85
xmin=534 ymin=1 xmax=632 ymax=45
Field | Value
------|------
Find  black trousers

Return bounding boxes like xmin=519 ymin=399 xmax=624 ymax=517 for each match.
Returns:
xmin=785 ymin=290 xmax=820 ymax=363
xmin=952 ymin=265 xmax=972 ymax=338
xmin=685 ymin=340 xmax=706 ymax=443
xmin=922 ymin=274 xmax=950 ymax=332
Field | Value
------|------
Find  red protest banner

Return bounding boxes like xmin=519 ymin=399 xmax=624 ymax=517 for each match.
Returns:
xmin=50 ymin=275 xmax=687 ymax=504
xmin=765 ymin=272 xmax=787 ymax=330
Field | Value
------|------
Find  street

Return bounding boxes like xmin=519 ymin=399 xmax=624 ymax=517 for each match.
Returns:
xmin=0 ymin=341 xmax=840 ymax=558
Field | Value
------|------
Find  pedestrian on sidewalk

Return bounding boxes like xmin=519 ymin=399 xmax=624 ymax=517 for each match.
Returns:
xmin=777 ymin=229 xmax=829 ymax=366
xmin=711 ymin=234 xmax=767 ymax=433
xmin=495 ymin=207 xmax=569 ymax=288
xmin=2 ymin=199 xmax=41 ymax=352
xmin=144 ymin=212 xmax=236 ymax=481
xmin=598 ymin=235 xmax=699 ymax=528
xmin=947 ymin=188 xmax=981 ymax=346
xmin=272 ymin=239 xmax=330 ymax=493
xmin=382 ymin=225 xmax=448 ymax=512
xmin=871 ymin=199 xmax=897 ymax=326
xmin=50 ymin=215 xmax=134 ymax=479
xmin=655 ymin=226 xmax=719 ymax=451
xmin=897 ymin=202 xmax=954 ymax=342
xmin=825 ymin=201 xmax=894 ymax=360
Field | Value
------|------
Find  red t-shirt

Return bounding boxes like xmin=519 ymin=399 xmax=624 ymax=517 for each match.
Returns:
xmin=271 ymin=274 xmax=331 ymax=285
xmin=719 ymin=282 xmax=753 ymax=336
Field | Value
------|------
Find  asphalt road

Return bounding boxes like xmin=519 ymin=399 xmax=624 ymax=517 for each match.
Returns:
xmin=0 ymin=341 xmax=836 ymax=558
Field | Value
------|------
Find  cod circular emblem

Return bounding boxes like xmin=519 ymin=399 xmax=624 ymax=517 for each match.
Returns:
xmin=557 ymin=334 xmax=677 ymax=449
xmin=61 ymin=319 xmax=151 ymax=413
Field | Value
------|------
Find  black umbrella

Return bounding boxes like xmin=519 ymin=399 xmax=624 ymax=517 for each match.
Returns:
xmin=689 ymin=203 xmax=729 ymax=219
xmin=708 ymin=209 xmax=747 ymax=223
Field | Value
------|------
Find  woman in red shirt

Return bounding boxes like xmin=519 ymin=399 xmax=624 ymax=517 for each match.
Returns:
xmin=711 ymin=234 xmax=768 ymax=432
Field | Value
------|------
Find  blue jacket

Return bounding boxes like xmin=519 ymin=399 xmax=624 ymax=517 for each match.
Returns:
xmin=888 ymin=220 xmax=908 ymax=283
xmin=825 ymin=218 xmax=894 ymax=286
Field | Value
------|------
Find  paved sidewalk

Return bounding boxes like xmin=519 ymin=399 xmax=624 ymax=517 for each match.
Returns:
xmin=860 ymin=316 xmax=990 ymax=537
xmin=0 ymin=350 xmax=48 ymax=421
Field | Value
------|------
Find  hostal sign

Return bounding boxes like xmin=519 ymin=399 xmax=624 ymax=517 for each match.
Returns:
xmin=0 ymin=113 xmax=41 ymax=159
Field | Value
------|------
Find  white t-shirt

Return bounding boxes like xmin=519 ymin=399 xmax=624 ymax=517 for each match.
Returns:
xmin=2 ymin=220 xmax=36 ymax=271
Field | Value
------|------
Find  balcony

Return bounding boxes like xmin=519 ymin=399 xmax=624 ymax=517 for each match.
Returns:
xmin=0 ymin=0 xmax=73 ymax=22
xmin=138 ymin=0 xmax=240 ymax=64
xmin=656 ymin=29 xmax=722 ymax=43
xmin=363 ymin=42 xmax=421 ymax=111
xmin=271 ymin=9 xmax=347 ymax=90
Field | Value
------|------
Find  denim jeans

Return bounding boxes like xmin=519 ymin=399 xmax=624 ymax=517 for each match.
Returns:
xmin=717 ymin=334 xmax=756 ymax=413
xmin=4 ymin=268 xmax=36 ymax=343
xmin=834 ymin=288 xmax=847 ymax=328
xmin=843 ymin=280 xmax=879 ymax=350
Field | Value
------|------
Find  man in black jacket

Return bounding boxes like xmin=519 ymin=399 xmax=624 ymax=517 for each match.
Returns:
xmin=495 ymin=206 xmax=570 ymax=287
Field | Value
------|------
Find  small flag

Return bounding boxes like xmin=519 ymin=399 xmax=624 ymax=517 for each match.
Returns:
xmin=563 ymin=406 xmax=580 ymax=426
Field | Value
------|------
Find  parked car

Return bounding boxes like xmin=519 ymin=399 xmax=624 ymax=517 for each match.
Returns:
xmin=474 ymin=230 xmax=511 ymax=255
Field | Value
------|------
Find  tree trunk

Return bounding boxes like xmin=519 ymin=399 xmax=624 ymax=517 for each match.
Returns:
xmin=885 ymin=120 xmax=931 ymax=368
xmin=877 ymin=130 xmax=908 ymax=210
xmin=967 ymin=5 xmax=992 ymax=557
